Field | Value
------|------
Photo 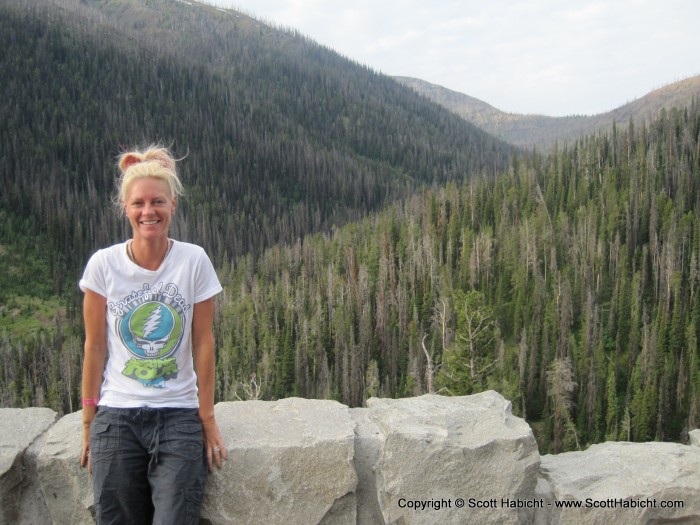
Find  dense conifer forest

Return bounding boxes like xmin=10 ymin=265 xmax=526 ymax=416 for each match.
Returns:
xmin=0 ymin=0 xmax=511 ymax=278
xmin=1 ymin=0 xmax=699 ymax=453
xmin=210 ymin=104 xmax=700 ymax=452
xmin=0 ymin=0 xmax=509 ymax=406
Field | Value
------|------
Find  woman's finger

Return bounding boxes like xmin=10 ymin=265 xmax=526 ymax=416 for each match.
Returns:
xmin=206 ymin=446 xmax=214 ymax=472
xmin=80 ymin=447 xmax=93 ymax=474
xmin=212 ymin=444 xmax=222 ymax=469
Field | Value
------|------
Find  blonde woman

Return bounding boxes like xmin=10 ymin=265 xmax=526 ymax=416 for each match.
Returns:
xmin=79 ymin=145 xmax=227 ymax=524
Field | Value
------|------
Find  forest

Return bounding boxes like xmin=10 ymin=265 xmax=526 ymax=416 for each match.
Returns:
xmin=1 ymin=0 xmax=699 ymax=453
xmin=209 ymin=104 xmax=700 ymax=452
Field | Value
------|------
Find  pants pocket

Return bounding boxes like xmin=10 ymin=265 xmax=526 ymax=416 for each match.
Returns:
xmin=90 ymin=418 xmax=120 ymax=462
xmin=163 ymin=415 xmax=203 ymax=461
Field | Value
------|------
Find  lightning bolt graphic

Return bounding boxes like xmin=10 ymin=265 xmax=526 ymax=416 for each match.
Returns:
xmin=142 ymin=305 xmax=163 ymax=338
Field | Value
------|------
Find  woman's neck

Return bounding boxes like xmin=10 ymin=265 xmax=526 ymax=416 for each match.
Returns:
xmin=128 ymin=238 xmax=172 ymax=270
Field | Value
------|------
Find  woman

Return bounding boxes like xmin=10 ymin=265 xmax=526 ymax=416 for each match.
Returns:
xmin=79 ymin=145 xmax=228 ymax=524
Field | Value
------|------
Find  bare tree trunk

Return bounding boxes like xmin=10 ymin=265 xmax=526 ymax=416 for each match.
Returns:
xmin=421 ymin=334 xmax=434 ymax=393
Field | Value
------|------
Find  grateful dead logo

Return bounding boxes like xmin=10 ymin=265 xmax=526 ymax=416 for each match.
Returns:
xmin=117 ymin=300 xmax=184 ymax=387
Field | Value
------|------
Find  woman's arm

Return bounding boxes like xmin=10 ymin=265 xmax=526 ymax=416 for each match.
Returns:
xmin=192 ymin=297 xmax=228 ymax=471
xmin=81 ymin=289 xmax=108 ymax=472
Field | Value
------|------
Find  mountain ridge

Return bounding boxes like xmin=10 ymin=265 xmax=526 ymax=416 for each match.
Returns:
xmin=394 ymin=74 xmax=700 ymax=150
xmin=1 ymin=0 xmax=513 ymax=278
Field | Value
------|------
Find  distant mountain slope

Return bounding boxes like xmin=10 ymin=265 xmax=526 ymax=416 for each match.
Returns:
xmin=0 ymin=0 xmax=514 ymax=294
xmin=394 ymin=75 xmax=700 ymax=150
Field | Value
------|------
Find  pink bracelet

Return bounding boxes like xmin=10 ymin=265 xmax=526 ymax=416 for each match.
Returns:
xmin=82 ymin=398 xmax=99 ymax=407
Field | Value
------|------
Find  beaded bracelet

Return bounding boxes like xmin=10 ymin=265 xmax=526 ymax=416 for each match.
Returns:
xmin=82 ymin=398 xmax=99 ymax=407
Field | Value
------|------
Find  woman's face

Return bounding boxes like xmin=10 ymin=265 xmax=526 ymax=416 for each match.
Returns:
xmin=124 ymin=177 xmax=175 ymax=242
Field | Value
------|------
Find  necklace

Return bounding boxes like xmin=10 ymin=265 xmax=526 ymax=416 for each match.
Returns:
xmin=126 ymin=239 xmax=173 ymax=268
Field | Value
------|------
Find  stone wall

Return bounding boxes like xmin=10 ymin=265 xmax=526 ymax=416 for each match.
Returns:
xmin=2 ymin=392 xmax=699 ymax=524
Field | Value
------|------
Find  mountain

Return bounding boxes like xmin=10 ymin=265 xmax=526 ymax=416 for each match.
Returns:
xmin=0 ymin=0 xmax=511 ymax=406
xmin=394 ymin=75 xmax=700 ymax=150
xmin=3 ymin=0 xmax=700 ymax=454
xmin=209 ymin=97 xmax=700 ymax=448
xmin=0 ymin=0 xmax=514 ymax=295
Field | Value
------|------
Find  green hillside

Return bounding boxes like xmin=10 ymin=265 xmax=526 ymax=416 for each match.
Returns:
xmin=0 ymin=0 xmax=511 ymax=408
xmin=0 ymin=0 xmax=512 ymax=280
xmin=212 ymin=104 xmax=700 ymax=452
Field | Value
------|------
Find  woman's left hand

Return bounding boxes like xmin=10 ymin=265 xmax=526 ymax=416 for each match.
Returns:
xmin=201 ymin=415 xmax=228 ymax=471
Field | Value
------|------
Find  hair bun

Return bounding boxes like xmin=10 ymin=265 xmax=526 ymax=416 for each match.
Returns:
xmin=120 ymin=153 xmax=143 ymax=172
xmin=145 ymin=151 xmax=176 ymax=172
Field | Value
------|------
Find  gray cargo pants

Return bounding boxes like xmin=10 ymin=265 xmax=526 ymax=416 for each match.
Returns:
xmin=90 ymin=406 xmax=208 ymax=525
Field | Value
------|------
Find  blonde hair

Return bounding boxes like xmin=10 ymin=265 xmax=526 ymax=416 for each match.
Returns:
xmin=116 ymin=145 xmax=184 ymax=205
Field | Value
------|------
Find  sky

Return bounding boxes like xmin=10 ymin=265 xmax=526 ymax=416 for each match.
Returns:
xmin=206 ymin=0 xmax=700 ymax=117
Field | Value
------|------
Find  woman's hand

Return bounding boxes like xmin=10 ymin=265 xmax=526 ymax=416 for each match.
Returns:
xmin=201 ymin=415 xmax=228 ymax=471
xmin=192 ymin=298 xmax=227 ymax=471
xmin=80 ymin=411 xmax=95 ymax=473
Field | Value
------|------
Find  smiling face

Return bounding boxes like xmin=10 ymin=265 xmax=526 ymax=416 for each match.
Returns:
xmin=124 ymin=177 xmax=176 ymax=243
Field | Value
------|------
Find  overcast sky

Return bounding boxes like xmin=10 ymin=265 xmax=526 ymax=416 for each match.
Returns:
xmin=207 ymin=0 xmax=700 ymax=117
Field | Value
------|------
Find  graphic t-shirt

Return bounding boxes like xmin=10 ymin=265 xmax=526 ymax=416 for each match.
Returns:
xmin=79 ymin=240 xmax=222 ymax=408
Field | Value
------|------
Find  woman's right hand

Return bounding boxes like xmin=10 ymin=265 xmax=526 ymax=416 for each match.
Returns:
xmin=80 ymin=289 xmax=107 ymax=475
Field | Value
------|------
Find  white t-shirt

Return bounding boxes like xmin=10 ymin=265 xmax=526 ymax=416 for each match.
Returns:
xmin=79 ymin=240 xmax=223 ymax=408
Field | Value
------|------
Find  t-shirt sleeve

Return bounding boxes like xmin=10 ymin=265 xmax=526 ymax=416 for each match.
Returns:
xmin=79 ymin=250 xmax=107 ymax=296
xmin=193 ymin=249 xmax=223 ymax=303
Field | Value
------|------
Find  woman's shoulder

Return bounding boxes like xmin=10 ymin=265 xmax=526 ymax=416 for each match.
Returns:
xmin=171 ymin=240 xmax=207 ymax=257
xmin=80 ymin=242 xmax=129 ymax=292
xmin=86 ymin=242 xmax=128 ymax=264
xmin=169 ymin=241 xmax=218 ymax=278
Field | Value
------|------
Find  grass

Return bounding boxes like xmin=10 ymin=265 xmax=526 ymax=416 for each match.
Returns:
xmin=0 ymin=295 xmax=65 ymax=337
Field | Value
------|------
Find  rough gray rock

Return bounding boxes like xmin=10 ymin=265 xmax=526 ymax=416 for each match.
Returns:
xmin=201 ymin=398 xmax=357 ymax=525
xmin=36 ymin=410 xmax=94 ymax=525
xmin=0 ymin=407 xmax=57 ymax=525
xmin=539 ymin=441 xmax=700 ymax=524
xmin=690 ymin=429 xmax=700 ymax=447
xmin=363 ymin=391 xmax=540 ymax=525
xmin=2 ymin=400 xmax=699 ymax=525
xmin=349 ymin=408 xmax=385 ymax=525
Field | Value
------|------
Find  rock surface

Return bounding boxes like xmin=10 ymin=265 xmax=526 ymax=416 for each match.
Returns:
xmin=1 ymin=395 xmax=699 ymax=525
xmin=690 ymin=429 xmax=700 ymax=447
xmin=201 ymin=398 xmax=357 ymax=525
xmin=0 ymin=407 xmax=57 ymax=525
xmin=538 ymin=442 xmax=700 ymax=524
xmin=362 ymin=391 xmax=540 ymax=525
xmin=349 ymin=408 xmax=385 ymax=525
xmin=37 ymin=410 xmax=95 ymax=525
